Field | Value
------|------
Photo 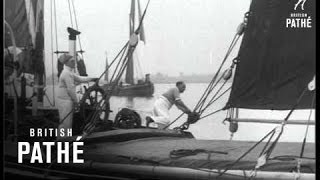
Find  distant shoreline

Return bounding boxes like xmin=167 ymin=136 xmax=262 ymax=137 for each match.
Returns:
xmin=45 ymin=73 xmax=232 ymax=85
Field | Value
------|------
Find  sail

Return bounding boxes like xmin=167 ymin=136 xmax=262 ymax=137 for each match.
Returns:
xmin=104 ymin=52 xmax=109 ymax=82
xmin=227 ymin=0 xmax=315 ymax=110
xmin=137 ymin=0 xmax=146 ymax=43
xmin=125 ymin=0 xmax=136 ymax=84
xmin=4 ymin=0 xmax=33 ymax=48
xmin=5 ymin=0 xmax=45 ymax=74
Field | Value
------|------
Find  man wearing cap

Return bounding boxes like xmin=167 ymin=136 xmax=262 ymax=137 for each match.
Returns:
xmin=146 ymin=81 xmax=192 ymax=129
xmin=56 ymin=53 xmax=98 ymax=137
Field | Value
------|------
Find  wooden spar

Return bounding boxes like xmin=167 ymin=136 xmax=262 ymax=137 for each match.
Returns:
xmin=65 ymin=162 xmax=315 ymax=180
xmin=4 ymin=161 xmax=315 ymax=180
xmin=125 ymin=0 xmax=135 ymax=84
xmin=104 ymin=51 xmax=109 ymax=82
xmin=54 ymin=50 xmax=85 ymax=54
xmin=68 ymin=27 xmax=80 ymax=74
xmin=230 ymin=118 xmax=315 ymax=125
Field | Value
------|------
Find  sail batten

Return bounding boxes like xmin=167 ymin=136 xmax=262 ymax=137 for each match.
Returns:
xmin=227 ymin=0 xmax=315 ymax=110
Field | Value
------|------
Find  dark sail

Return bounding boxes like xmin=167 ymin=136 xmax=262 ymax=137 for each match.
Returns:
xmin=227 ymin=0 xmax=315 ymax=110
xmin=4 ymin=0 xmax=32 ymax=47
xmin=125 ymin=0 xmax=136 ymax=84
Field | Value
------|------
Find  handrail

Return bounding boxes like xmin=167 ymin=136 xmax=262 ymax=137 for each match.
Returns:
xmin=230 ymin=118 xmax=315 ymax=125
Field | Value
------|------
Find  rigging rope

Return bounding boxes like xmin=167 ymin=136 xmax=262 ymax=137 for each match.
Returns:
xmin=50 ymin=0 xmax=55 ymax=106
xmin=48 ymin=1 xmax=153 ymax=177
xmin=262 ymin=87 xmax=308 ymax=160
xmin=299 ymin=92 xmax=315 ymax=158
xmin=71 ymin=0 xmax=85 ymax=58
xmin=171 ymin=12 xmax=248 ymax=131
xmin=194 ymin=33 xmax=242 ymax=112
xmin=218 ymin=86 xmax=309 ymax=178
xmin=47 ymin=6 xmax=151 ymax=174
xmin=218 ymin=127 xmax=277 ymax=177
xmin=98 ymin=42 xmax=128 ymax=80
xmin=53 ymin=0 xmax=59 ymax=61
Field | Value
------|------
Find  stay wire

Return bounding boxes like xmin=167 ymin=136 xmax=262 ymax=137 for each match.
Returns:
xmin=46 ymin=2 xmax=151 ymax=172
xmin=98 ymin=42 xmax=129 ymax=81
xmin=259 ymin=130 xmax=276 ymax=157
xmin=163 ymin=113 xmax=184 ymax=129
xmin=218 ymin=127 xmax=277 ymax=177
xmin=219 ymin=86 xmax=309 ymax=178
xmin=109 ymin=44 xmax=129 ymax=82
xmin=197 ymin=73 xmax=224 ymax=113
xmin=84 ymin=45 xmax=137 ymax=132
xmin=71 ymin=0 xmax=84 ymax=58
xmin=114 ymin=48 xmax=136 ymax=83
xmin=199 ymin=78 xmax=229 ymax=114
xmin=53 ymin=0 xmax=59 ymax=58
xmin=84 ymin=53 xmax=133 ymax=133
xmin=50 ymin=0 xmax=55 ymax=106
xmin=194 ymin=33 xmax=240 ymax=111
xmin=198 ymin=108 xmax=223 ymax=120
xmin=300 ymin=92 xmax=315 ymax=158
xmin=264 ymin=87 xmax=308 ymax=159
xmin=81 ymin=0 xmax=151 ymax=134
xmin=168 ymin=86 xmax=231 ymax=130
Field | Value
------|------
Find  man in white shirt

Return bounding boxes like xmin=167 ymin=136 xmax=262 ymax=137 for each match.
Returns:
xmin=146 ymin=81 xmax=192 ymax=129
xmin=56 ymin=53 xmax=97 ymax=137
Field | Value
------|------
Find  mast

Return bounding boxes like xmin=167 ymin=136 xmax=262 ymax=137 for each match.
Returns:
xmin=68 ymin=27 xmax=80 ymax=74
xmin=32 ymin=0 xmax=45 ymax=115
xmin=104 ymin=51 xmax=109 ymax=82
xmin=125 ymin=0 xmax=135 ymax=84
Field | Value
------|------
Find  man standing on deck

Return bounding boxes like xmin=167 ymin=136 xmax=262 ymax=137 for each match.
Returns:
xmin=146 ymin=81 xmax=192 ymax=129
xmin=56 ymin=53 xmax=98 ymax=139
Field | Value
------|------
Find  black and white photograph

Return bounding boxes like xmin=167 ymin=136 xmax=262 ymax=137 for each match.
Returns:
xmin=3 ymin=0 xmax=315 ymax=179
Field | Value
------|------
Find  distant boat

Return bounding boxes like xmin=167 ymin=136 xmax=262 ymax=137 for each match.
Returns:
xmin=104 ymin=0 xmax=154 ymax=97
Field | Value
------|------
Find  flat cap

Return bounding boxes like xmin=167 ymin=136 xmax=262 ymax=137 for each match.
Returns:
xmin=58 ymin=53 xmax=73 ymax=64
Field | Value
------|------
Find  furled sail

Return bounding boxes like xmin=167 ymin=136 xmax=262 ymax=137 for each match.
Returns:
xmin=125 ymin=0 xmax=146 ymax=84
xmin=125 ymin=0 xmax=136 ymax=84
xmin=227 ymin=0 xmax=315 ymax=110
xmin=4 ymin=0 xmax=33 ymax=48
xmin=4 ymin=0 xmax=45 ymax=76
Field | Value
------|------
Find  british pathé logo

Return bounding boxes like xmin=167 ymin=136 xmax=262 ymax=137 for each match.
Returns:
xmin=294 ymin=0 xmax=307 ymax=10
xmin=286 ymin=0 xmax=311 ymax=28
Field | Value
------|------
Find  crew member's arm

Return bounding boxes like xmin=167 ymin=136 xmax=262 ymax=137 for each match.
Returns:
xmin=173 ymin=88 xmax=191 ymax=114
xmin=73 ymin=74 xmax=98 ymax=83
xmin=175 ymin=99 xmax=192 ymax=114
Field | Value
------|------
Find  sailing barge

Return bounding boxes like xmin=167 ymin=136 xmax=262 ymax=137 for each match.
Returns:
xmin=4 ymin=0 xmax=315 ymax=179
xmin=102 ymin=0 xmax=154 ymax=97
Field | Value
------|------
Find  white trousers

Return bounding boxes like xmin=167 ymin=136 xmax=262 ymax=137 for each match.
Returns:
xmin=151 ymin=96 xmax=173 ymax=125
xmin=57 ymin=98 xmax=74 ymax=132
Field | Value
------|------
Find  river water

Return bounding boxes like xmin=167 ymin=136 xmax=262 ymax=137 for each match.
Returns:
xmin=26 ymin=82 xmax=315 ymax=142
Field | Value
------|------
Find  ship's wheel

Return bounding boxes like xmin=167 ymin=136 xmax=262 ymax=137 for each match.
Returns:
xmin=78 ymin=84 xmax=111 ymax=132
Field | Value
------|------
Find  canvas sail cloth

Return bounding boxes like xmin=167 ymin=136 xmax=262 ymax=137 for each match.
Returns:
xmin=4 ymin=0 xmax=45 ymax=77
xmin=125 ymin=0 xmax=146 ymax=84
xmin=5 ymin=0 xmax=45 ymax=102
xmin=227 ymin=0 xmax=315 ymax=110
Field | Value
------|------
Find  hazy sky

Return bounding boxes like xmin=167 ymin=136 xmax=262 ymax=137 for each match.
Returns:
xmin=44 ymin=0 xmax=251 ymax=78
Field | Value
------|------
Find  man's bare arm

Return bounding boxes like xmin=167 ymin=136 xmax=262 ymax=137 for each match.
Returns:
xmin=175 ymin=99 xmax=192 ymax=114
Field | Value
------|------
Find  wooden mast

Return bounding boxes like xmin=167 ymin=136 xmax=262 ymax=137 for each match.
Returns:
xmin=125 ymin=0 xmax=135 ymax=84
xmin=32 ymin=0 xmax=45 ymax=116
xmin=104 ymin=51 xmax=109 ymax=82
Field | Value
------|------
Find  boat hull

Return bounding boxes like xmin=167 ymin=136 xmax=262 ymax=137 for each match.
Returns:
xmin=4 ymin=128 xmax=315 ymax=179
xmin=107 ymin=83 xmax=154 ymax=97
